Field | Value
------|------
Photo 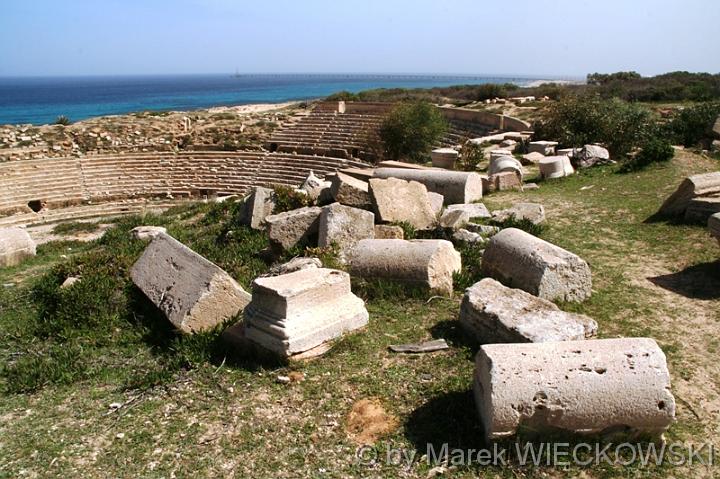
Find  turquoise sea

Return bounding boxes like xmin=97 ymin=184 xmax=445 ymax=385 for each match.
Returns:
xmin=0 ymin=74 xmax=553 ymax=126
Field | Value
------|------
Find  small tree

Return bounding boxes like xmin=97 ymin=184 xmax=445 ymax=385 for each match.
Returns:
xmin=379 ymin=101 xmax=448 ymax=162
xmin=54 ymin=115 xmax=71 ymax=126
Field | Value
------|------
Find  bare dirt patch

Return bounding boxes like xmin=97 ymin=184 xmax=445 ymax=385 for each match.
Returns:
xmin=345 ymin=398 xmax=399 ymax=444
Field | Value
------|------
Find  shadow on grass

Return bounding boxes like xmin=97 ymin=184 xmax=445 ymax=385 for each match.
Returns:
xmin=429 ymin=320 xmax=477 ymax=360
xmin=647 ymin=260 xmax=720 ymax=300
xmin=404 ymin=389 xmax=486 ymax=453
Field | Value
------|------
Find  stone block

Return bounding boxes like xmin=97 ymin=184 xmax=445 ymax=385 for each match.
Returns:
xmin=0 ymin=227 xmax=36 ymax=268
xmin=427 ymin=192 xmax=445 ymax=217
xmin=131 ymin=233 xmax=251 ymax=334
xmin=445 ymin=203 xmax=491 ymax=219
xmin=460 ymin=278 xmax=597 ymax=344
xmin=131 ymin=226 xmax=167 ymax=241
xmin=474 ymin=338 xmax=675 ymax=441
xmin=658 ymin=172 xmax=720 ymax=217
xmin=491 ymin=203 xmax=546 ymax=225
xmin=265 ymin=206 xmax=322 ymax=250
xmin=482 ymin=228 xmax=591 ymax=302
xmin=374 ymin=168 xmax=483 ymax=204
xmin=369 ymin=178 xmax=436 ymax=230
xmin=539 ymin=156 xmax=574 ymax=179
xmin=374 ymin=225 xmax=404 ymax=240
xmin=439 ymin=209 xmax=469 ymax=229
xmin=330 ymin=172 xmax=371 ymax=208
xmin=238 ymin=186 xmax=276 ymax=230
xmin=528 ymin=140 xmax=558 ymax=155
xmin=318 ymin=203 xmax=375 ymax=251
xmin=431 ymin=148 xmax=459 ymax=169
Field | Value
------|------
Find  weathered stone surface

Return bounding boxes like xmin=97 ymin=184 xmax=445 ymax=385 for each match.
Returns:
xmin=318 ymin=203 xmax=375 ymax=251
xmin=528 ymin=140 xmax=558 ymax=155
xmin=131 ymin=233 xmax=251 ymax=334
xmin=445 ymin=203 xmax=491 ymax=219
xmin=684 ymin=196 xmax=720 ymax=224
xmin=368 ymin=178 xmax=436 ymax=230
xmin=301 ymin=171 xmax=331 ymax=201
xmin=389 ymin=339 xmax=449 ymax=353
xmin=131 ymin=226 xmax=167 ymax=241
xmin=709 ymin=213 xmax=720 ymax=246
xmin=486 ymin=171 xmax=523 ymax=192
xmin=427 ymin=192 xmax=445 ymax=216
xmin=439 ymin=209 xmax=469 ymax=229
xmin=492 ymin=203 xmax=546 ymax=225
xmin=465 ymin=223 xmax=500 ymax=236
xmin=557 ymin=148 xmax=576 ymax=157
xmin=374 ymin=225 xmax=404 ymax=240
xmin=0 ymin=227 xmax=36 ymax=268
xmin=265 ymin=206 xmax=322 ymax=250
xmin=349 ymin=239 xmax=461 ymax=295
xmin=574 ymin=144 xmax=611 ymax=168
xmin=453 ymin=228 xmax=487 ymax=245
xmin=330 ymin=172 xmax=371 ymax=208
xmin=61 ymin=276 xmax=80 ymax=288
xmin=482 ymin=228 xmax=591 ymax=302
xmin=460 ymin=278 xmax=597 ymax=344
xmin=238 ymin=186 xmax=276 ymax=230
xmin=474 ymin=338 xmax=676 ymax=441
xmin=489 ymin=150 xmax=513 ymax=161
xmin=263 ymin=257 xmax=322 ymax=277
xmin=658 ymin=172 xmax=720 ymax=217
xmin=243 ymin=268 xmax=368 ymax=357
xmin=539 ymin=156 xmax=574 ymax=179
xmin=521 ymin=152 xmax=545 ymax=165
xmin=488 ymin=156 xmax=523 ymax=177
xmin=374 ymin=168 xmax=483 ymax=205
xmin=431 ymin=147 xmax=459 ymax=169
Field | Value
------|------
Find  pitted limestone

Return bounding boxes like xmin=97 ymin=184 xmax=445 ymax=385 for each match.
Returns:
xmin=131 ymin=233 xmax=251 ymax=334
xmin=369 ymin=178 xmax=436 ymax=230
xmin=482 ymin=228 xmax=591 ymax=302
xmin=474 ymin=338 xmax=676 ymax=441
xmin=131 ymin=226 xmax=167 ymax=241
xmin=330 ymin=172 xmax=371 ymax=208
xmin=243 ymin=268 xmax=368 ymax=357
xmin=460 ymin=278 xmax=597 ymax=344
xmin=349 ymin=239 xmax=461 ymax=295
xmin=265 ymin=206 xmax=322 ymax=250
xmin=238 ymin=186 xmax=276 ymax=230
xmin=318 ymin=203 xmax=375 ymax=251
xmin=373 ymin=168 xmax=483 ymax=204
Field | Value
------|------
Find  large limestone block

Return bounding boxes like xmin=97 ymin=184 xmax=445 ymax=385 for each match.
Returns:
xmin=374 ymin=168 xmax=483 ymax=205
xmin=368 ymin=178 xmax=436 ymax=230
xmin=0 ymin=227 xmax=36 ymax=268
xmin=460 ymin=278 xmax=597 ymax=344
xmin=521 ymin=152 xmax=545 ymax=165
xmin=265 ymin=206 xmax=322 ymax=250
xmin=658 ymin=172 xmax=720 ymax=217
xmin=238 ymin=186 xmax=276 ymax=230
xmin=427 ymin=192 xmax=445 ymax=217
xmin=318 ymin=203 xmax=375 ymax=251
xmin=684 ymin=196 xmax=720 ymax=224
xmin=430 ymin=147 xmax=459 ymax=169
xmin=474 ymin=338 xmax=676 ymax=441
xmin=445 ymin=203 xmax=491 ymax=220
xmin=574 ymin=144 xmax=610 ymax=168
xmin=709 ymin=213 xmax=720 ymax=246
xmin=482 ymin=228 xmax=591 ymax=302
xmin=485 ymin=171 xmax=523 ymax=192
xmin=330 ymin=172 xmax=371 ymax=208
xmin=439 ymin=209 xmax=469 ymax=229
xmin=131 ymin=233 xmax=251 ymax=334
xmin=528 ymin=140 xmax=558 ymax=155
xmin=243 ymin=268 xmax=368 ymax=357
xmin=349 ymin=239 xmax=461 ymax=295
xmin=491 ymin=203 xmax=546 ymax=225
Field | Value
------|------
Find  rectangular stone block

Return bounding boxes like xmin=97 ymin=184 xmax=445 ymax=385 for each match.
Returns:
xmin=265 ymin=206 xmax=322 ymax=250
xmin=369 ymin=178 xmax=436 ymax=230
xmin=0 ymin=227 xmax=36 ymax=268
xmin=318 ymin=203 xmax=375 ymax=252
xmin=131 ymin=233 xmax=251 ymax=334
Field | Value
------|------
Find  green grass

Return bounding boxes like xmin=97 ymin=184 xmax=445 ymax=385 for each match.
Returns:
xmin=51 ymin=220 xmax=101 ymax=235
xmin=0 ymin=152 xmax=719 ymax=477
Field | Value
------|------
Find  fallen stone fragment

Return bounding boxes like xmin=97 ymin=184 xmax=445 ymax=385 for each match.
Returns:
xmin=528 ymin=140 xmax=558 ymax=155
xmin=482 ymin=228 xmax=591 ymax=302
xmin=61 ymin=276 xmax=80 ymax=288
xmin=445 ymin=203 xmax=491 ymax=219
xmin=491 ymin=203 xmax=546 ymax=225
xmin=374 ymin=168 xmax=483 ymax=204
xmin=318 ymin=203 xmax=375 ymax=252
xmin=460 ymin=278 xmax=597 ymax=344
xmin=453 ymin=228 xmax=487 ymax=245
xmin=488 ymin=155 xmax=523 ymax=177
xmin=265 ymin=206 xmax=322 ymax=250
xmin=574 ymin=144 xmax=611 ymax=168
xmin=369 ymin=178 xmax=436 ymax=230
xmin=658 ymin=171 xmax=720 ymax=217
xmin=439 ymin=209 xmax=469 ymax=229
xmin=389 ymin=339 xmax=449 ymax=353
xmin=130 ymin=226 xmax=167 ymax=241
xmin=131 ymin=233 xmax=251 ymax=334
xmin=474 ymin=338 xmax=676 ymax=441
xmin=242 ymin=268 xmax=368 ymax=357
xmin=709 ymin=213 xmax=720 ymax=246
xmin=539 ymin=156 xmax=574 ymax=179
xmin=521 ymin=152 xmax=545 ymax=165
xmin=485 ymin=171 xmax=523 ymax=192
xmin=374 ymin=225 xmax=404 ymax=240
xmin=427 ymin=192 xmax=445 ymax=217
xmin=301 ymin=171 xmax=331 ymax=201
xmin=0 ymin=227 xmax=36 ymax=268
xmin=684 ymin=197 xmax=720 ymax=224
xmin=330 ymin=172 xmax=371 ymax=208
xmin=350 ymin=239 xmax=461 ymax=295
xmin=430 ymin=147 xmax=459 ymax=169
xmin=238 ymin=186 xmax=276 ymax=230
xmin=263 ymin=257 xmax=322 ymax=277
xmin=465 ymin=223 xmax=500 ymax=236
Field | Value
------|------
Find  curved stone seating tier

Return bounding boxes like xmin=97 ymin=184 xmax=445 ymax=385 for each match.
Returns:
xmin=0 ymin=151 xmax=370 ymax=224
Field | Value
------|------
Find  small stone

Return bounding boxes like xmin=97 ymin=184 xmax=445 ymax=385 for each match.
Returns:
xmin=491 ymin=203 xmax=546 ymax=225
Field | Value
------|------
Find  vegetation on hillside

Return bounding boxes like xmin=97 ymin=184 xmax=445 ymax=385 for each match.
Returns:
xmin=379 ymin=101 xmax=448 ymax=162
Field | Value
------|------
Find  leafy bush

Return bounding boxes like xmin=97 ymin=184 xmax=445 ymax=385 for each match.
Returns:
xmin=663 ymin=102 xmax=720 ymax=147
xmin=533 ymin=94 xmax=655 ymax=158
xmin=620 ymin=138 xmax=675 ymax=172
xmin=379 ymin=101 xmax=448 ymax=162
xmin=272 ymin=184 xmax=311 ymax=213
xmin=54 ymin=115 xmax=71 ymax=126
xmin=458 ymin=140 xmax=484 ymax=171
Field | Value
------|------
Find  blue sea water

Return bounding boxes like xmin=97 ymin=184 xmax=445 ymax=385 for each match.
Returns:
xmin=0 ymin=74 xmax=550 ymax=126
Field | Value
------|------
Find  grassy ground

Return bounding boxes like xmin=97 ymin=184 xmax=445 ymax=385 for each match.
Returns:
xmin=0 ymin=150 xmax=719 ymax=478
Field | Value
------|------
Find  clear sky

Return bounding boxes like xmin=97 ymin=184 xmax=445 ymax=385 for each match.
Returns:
xmin=1 ymin=0 xmax=719 ymax=77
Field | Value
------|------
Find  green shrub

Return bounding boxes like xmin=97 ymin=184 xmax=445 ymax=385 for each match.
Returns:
xmin=272 ymin=184 xmax=311 ymax=213
xmin=458 ymin=141 xmax=484 ymax=171
xmin=663 ymin=102 xmax=720 ymax=147
xmin=54 ymin=115 xmax=72 ymax=126
xmin=620 ymin=138 xmax=675 ymax=172
xmin=379 ymin=101 xmax=449 ymax=162
xmin=533 ymin=94 xmax=655 ymax=158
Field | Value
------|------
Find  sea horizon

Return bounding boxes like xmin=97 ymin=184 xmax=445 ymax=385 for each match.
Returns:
xmin=0 ymin=73 xmax=580 ymax=126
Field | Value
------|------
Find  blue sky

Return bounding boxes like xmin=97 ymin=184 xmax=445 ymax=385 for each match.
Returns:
xmin=1 ymin=0 xmax=719 ymax=77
